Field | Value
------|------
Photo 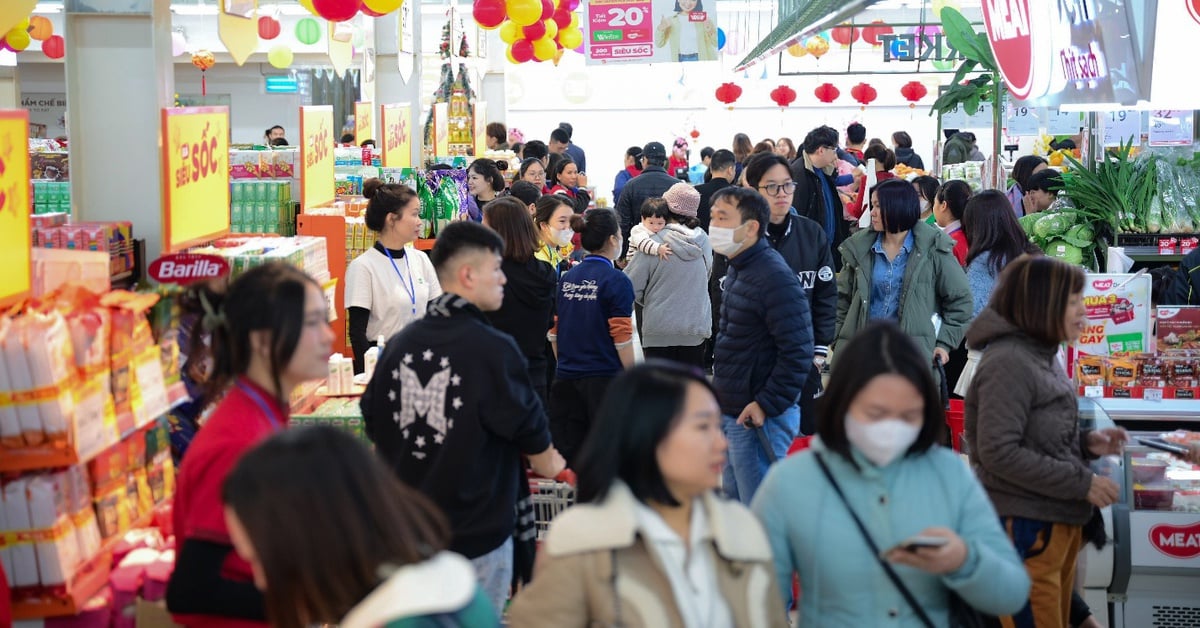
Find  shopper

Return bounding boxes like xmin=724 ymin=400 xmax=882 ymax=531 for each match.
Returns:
xmin=965 ymin=255 xmax=1128 ymax=628
xmin=732 ymin=132 xmax=753 ymax=181
xmin=507 ymin=363 xmax=787 ymax=628
xmin=1163 ymin=248 xmax=1200 ymax=304
xmin=548 ymin=209 xmax=634 ymax=465
xmin=615 ymin=142 xmax=679 ymax=259
xmin=507 ymin=180 xmax=542 ymax=214
xmin=742 ymin=153 xmax=836 ymax=435
xmin=612 ymin=145 xmax=643 ymax=203
xmin=835 ymin=179 xmax=972 ymax=372
xmin=791 ymin=125 xmax=850 ymax=269
xmin=752 ymin=321 xmax=1030 ymax=625
xmin=533 ymin=195 xmax=574 ymax=273
xmin=344 ymin=180 xmax=442 ymax=372
xmin=892 ymin=131 xmax=925 ymax=170
xmin=839 ymin=122 xmax=866 ymax=166
xmin=465 ymin=158 xmax=505 ymax=222
xmin=1006 ymin=155 xmax=1048 ymax=217
xmin=1021 ymin=169 xmax=1064 ymax=215
xmin=775 ymin=137 xmax=797 ymax=161
xmin=517 ymin=157 xmax=549 ymax=193
xmin=548 ymin=127 xmax=570 ymax=156
xmin=361 ymin=222 xmax=566 ymax=616
xmin=264 ymin=125 xmax=285 ymax=144
xmin=665 ymin=136 xmax=688 ymax=177
xmin=709 ymin=187 xmax=813 ymax=504
xmin=222 ymin=427 xmax=498 ymax=628
xmin=696 ymin=148 xmax=736 ymax=231
xmin=167 ymin=263 xmax=334 ymax=627
xmin=547 ymin=155 xmax=591 ymax=213
xmin=482 ymin=197 xmax=558 ymax=405
xmin=627 ymin=197 xmax=672 ymax=264
xmin=655 ymin=0 xmax=719 ymax=62
xmin=932 ymin=179 xmax=971 ymax=266
xmin=522 ymin=140 xmax=549 ymax=165
xmin=485 ymin=121 xmax=508 ymax=150
xmin=625 ymin=182 xmax=712 ymax=367
xmin=557 ymin=122 xmax=587 ymax=172
xmin=847 ymin=143 xmax=897 ymax=220
xmin=912 ymin=175 xmax=941 ymax=225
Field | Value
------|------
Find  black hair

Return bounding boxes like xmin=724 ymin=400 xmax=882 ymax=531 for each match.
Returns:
xmin=963 ymin=189 xmax=1040 ymax=276
xmin=872 ymin=178 xmax=920 ymax=233
xmin=1011 ymin=155 xmax=1048 ymax=192
xmin=362 ymin=180 xmax=419 ymax=233
xmin=743 ymin=152 xmax=790 ymax=189
xmin=671 ymin=0 xmax=703 ymax=10
xmin=486 ymin=122 xmax=507 ymax=145
xmin=863 ymin=144 xmax=897 ymax=170
xmin=482 ymin=197 xmax=540 ymax=264
xmin=817 ymin=321 xmax=943 ymax=465
xmin=892 ymin=131 xmax=913 ymax=149
xmin=557 ymin=122 xmax=573 ymax=139
xmin=1026 ymin=169 xmax=1064 ymax=193
xmin=546 ymin=153 xmax=566 ymax=187
xmin=270 ymin=138 xmax=290 ymax=147
xmin=640 ymin=197 xmax=670 ymax=220
xmin=266 ymin=125 xmax=284 ymax=137
xmin=732 ymin=133 xmax=753 ymax=163
xmin=340 ymin=133 xmax=355 ymax=144
xmin=507 ymin=180 xmax=542 ymax=206
xmin=468 ymin=158 xmax=506 ymax=193
xmin=534 ymin=194 xmax=573 ymax=231
xmin=710 ymin=187 xmax=768 ymax=237
xmin=935 ymin=179 xmax=972 ymax=221
xmin=511 ymin=141 xmax=524 ymax=156
xmin=428 ymin=221 xmax=504 ymax=282
xmin=943 ymin=128 xmax=960 ymax=140
xmin=569 ymin=208 xmax=620 ymax=253
xmin=846 ymin=122 xmax=866 ymax=145
xmin=700 ymin=146 xmax=715 ymax=160
xmin=708 ymin=149 xmax=736 ymax=174
xmin=550 ymin=155 xmax=578 ymax=183
xmin=549 ymin=128 xmax=570 ymax=145
xmin=576 ymin=362 xmax=719 ymax=505
xmin=912 ymin=175 xmax=940 ymax=205
xmin=625 ymin=146 xmax=645 ymax=171
xmin=518 ymin=157 xmax=546 ymax=182
xmin=360 ymin=139 xmax=376 ymax=148
xmin=523 ymin=140 xmax=549 ymax=162
xmin=802 ymin=125 xmax=839 ymax=155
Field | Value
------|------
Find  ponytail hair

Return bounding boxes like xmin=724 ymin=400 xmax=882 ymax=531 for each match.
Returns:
xmin=363 ymin=180 xmax=419 ymax=233
xmin=468 ymin=158 xmax=506 ymax=193
xmin=571 ymin=208 xmax=620 ymax=252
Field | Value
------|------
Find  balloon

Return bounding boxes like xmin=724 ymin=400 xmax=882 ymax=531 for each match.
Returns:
xmin=41 ymin=35 xmax=64 ymax=59
xmin=298 ymin=0 xmax=317 ymax=14
xmin=543 ymin=18 xmax=558 ymax=41
xmin=312 ymin=0 xmax=358 ymax=22
xmin=362 ymin=5 xmax=386 ymax=16
xmin=267 ymin=46 xmax=294 ymax=69
xmin=511 ymin=38 xmax=535 ymax=62
xmin=716 ymin=28 xmax=725 ymax=50
xmin=296 ymin=18 xmax=322 ymax=45
xmin=552 ymin=9 xmax=571 ymax=28
xmin=532 ymin=35 xmax=556 ymax=61
xmin=473 ymin=0 xmax=506 ymax=29
xmin=363 ymin=0 xmax=404 ymax=13
xmin=563 ymin=0 xmax=580 ymax=9
xmin=506 ymin=47 xmax=521 ymax=64
xmin=258 ymin=16 xmax=281 ymax=40
xmin=567 ymin=12 xmax=579 ymax=30
xmin=507 ymin=0 xmax=543 ymax=27
xmin=523 ymin=20 xmax=546 ymax=41
xmin=786 ymin=42 xmax=807 ymax=57
xmin=6 ymin=29 xmax=31 ymax=52
xmin=499 ymin=21 xmax=521 ymax=44
xmin=540 ymin=0 xmax=555 ymax=19
xmin=29 ymin=16 xmax=52 ymax=42
xmin=558 ymin=26 xmax=583 ymax=50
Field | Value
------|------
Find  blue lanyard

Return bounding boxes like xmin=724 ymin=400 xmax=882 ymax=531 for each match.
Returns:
xmin=235 ymin=379 xmax=285 ymax=432
xmin=383 ymin=246 xmax=418 ymax=316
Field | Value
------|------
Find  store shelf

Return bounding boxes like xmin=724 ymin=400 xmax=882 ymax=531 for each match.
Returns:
xmin=297 ymin=214 xmax=349 ymax=357
xmin=1096 ymin=397 xmax=1200 ymax=422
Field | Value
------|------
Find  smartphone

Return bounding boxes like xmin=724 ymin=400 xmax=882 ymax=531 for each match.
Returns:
xmin=885 ymin=535 xmax=949 ymax=555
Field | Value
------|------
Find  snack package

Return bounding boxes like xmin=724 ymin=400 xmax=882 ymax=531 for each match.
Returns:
xmin=25 ymin=310 xmax=79 ymax=444
xmin=416 ymin=176 xmax=436 ymax=238
xmin=0 ymin=490 xmax=13 ymax=585
xmin=1137 ymin=355 xmax=1168 ymax=388
xmin=2 ymin=314 xmax=43 ymax=445
xmin=1106 ymin=356 xmax=1137 ymax=388
xmin=1076 ymin=354 xmax=1106 ymax=386
xmin=27 ymin=473 xmax=81 ymax=588
xmin=0 ymin=316 xmax=23 ymax=448
xmin=3 ymin=478 xmax=42 ymax=589
xmin=1169 ymin=357 xmax=1199 ymax=389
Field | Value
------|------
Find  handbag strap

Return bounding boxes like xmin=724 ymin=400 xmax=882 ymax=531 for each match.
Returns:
xmin=814 ymin=452 xmax=936 ymax=628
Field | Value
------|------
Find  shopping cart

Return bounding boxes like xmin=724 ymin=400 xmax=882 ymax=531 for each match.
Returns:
xmin=528 ymin=475 xmax=576 ymax=540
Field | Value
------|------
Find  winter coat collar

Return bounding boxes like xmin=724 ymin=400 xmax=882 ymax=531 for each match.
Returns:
xmin=802 ymin=151 xmax=835 ymax=176
xmin=426 ymin=293 xmax=489 ymax=324
xmin=965 ymin=307 xmax=1061 ymax=359
xmin=727 ymin=237 xmax=770 ymax=270
xmin=339 ymin=552 xmax=478 ymax=628
xmin=842 ymin=220 xmax=952 ymax=267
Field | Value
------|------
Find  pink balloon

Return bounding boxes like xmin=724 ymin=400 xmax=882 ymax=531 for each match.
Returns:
xmin=564 ymin=0 xmax=580 ymax=10
xmin=540 ymin=0 xmax=554 ymax=19
xmin=511 ymin=38 xmax=535 ymax=62
xmin=473 ymin=0 xmax=506 ymax=29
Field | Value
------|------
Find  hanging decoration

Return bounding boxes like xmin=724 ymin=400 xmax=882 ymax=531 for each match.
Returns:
xmin=191 ymin=50 xmax=216 ymax=96
xmin=804 ymin=35 xmax=829 ymax=59
xmin=473 ymin=0 xmax=507 ymax=29
xmin=482 ymin=0 xmax=585 ymax=65
xmin=850 ymin=82 xmax=877 ymax=108
xmin=861 ymin=20 xmax=893 ymax=47
xmin=296 ymin=17 xmax=323 ymax=45
xmin=362 ymin=0 xmax=404 ymax=15
xmin=268 ymin=45 xmax=294 ymax=69
xmin=830 ymin=24 xmax=858 ymax=48
xmin=690 ymin=127 xmax=700 ymax=140
xmin=900 ymin=80 xmax=928 ymax=108
xmin=28 ymin=16 xmax=51 ymax=41
xmin=311 ymin=0 xmax=359 ymax=22
xmin=716 ymin=28 xmax=726 ymax=51
xmin=41 ymin=34 xmax=64 ymax=59
xmin=814 ymin=82 xmax=840 ymax=103
xmin=769 ymin=85 xmax=797 ymax=109
xmin=2 ymin=19 xmax=31 ymax=52
xmin=258 ymin=16 xmax=282 ymax=40
xmin=714 ymin=82 xmax=742 ymax=109
xmin=786 ymin=41 xmax=807 ymax=57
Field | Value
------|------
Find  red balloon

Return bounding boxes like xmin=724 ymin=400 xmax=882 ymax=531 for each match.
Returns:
xmin=312 ymin=0 xmax=359 ymax=22
xmin=257 ymin=16 xmax=282 ymax=40
xmin=540 ymin=0 xmax=555 ymax=19
xmin=362 ymin=6 xmax=386 ymax=16
xmin=41 ymin=35 xmax=65 ymax=60
xmin=552 ymin=9 xmax=572 ymax=28
xmin=523 ymin=21 xmax=547 ymax=41
xmin=473 ymin=0 xmax=506 ymax=28
xmin=511 ymin=39 xmax=535 ymax=62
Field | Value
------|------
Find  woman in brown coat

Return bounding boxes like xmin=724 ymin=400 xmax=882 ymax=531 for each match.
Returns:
xmin=508 ymin=363 xmax=786 ymax=628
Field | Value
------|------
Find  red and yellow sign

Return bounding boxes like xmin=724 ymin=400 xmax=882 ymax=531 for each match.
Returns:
xmin=433 ymin=102 xmax=449 ymax=156
xmin=473 ymin=101 xmax=488 ymax=157
xmin=355 ymin=101 xmax=374 ymax=144
xmin=0 ymin=110 xmax=30 ymax=309
xmin=300 ymin=105 xmax=335 ymax=210
xmin=161 ymin=107 xmax=231 ymax=253
xmin=381 ymin=103 xmax=412 ymax=168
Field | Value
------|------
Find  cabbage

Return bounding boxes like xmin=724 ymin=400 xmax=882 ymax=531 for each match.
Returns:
xmin=1034 ymin=212 xmax=1072 ymax=238
xmin=1062 ymin=223 xmax=1095 ymax=248
xmin=1018 ymin=213 xmax=1042 ymax=237
xmin=1045 ymin=239 xmax=1085 ymax=265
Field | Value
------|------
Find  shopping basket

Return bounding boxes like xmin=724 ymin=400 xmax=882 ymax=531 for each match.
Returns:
xmin=528 ymin=477 xmax=576 ymax=540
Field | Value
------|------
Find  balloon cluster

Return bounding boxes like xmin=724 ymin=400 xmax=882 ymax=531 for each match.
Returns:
xmin=473 ymin=0 xmax=584 ymax=65
xmin=300 ymin=0 xmax=404 ymax=22
xmin=0 ymin=18 xmax=31 ymax=53
xmin=0 ymin=16 xmax=65 ymax=59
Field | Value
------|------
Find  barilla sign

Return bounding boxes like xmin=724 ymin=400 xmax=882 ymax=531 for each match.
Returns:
xmin=1150 ymin=521 xmax=1200 ymax=559
xmin=148 ymin=253 xmax=230 ymax=285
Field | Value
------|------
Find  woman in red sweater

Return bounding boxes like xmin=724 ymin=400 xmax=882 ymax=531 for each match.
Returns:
xmin=166 ymin=262 xmax=334 ymax=627
xmin=848 ymin=144 xmax=897 ymax=220
xmin=933 ymin=179 xmax=972 ymax=266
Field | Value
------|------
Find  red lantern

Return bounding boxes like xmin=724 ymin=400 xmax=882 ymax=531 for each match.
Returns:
xmin=769 ymin=85 xmax=797 ymax=108
xmin=690 ymin=127 xmax=700 ymax=139
xmin=41 ymin=35 xmax=64 ymax=60
xmin=714 ymin=82 xmax=743 ymax=108
xmin=861 ymin=20 xmax=893 ymax=47
xmin=814 ymin=82 xmax=840 ymax=103
xmin=830 ymin=24 xmax=858 ymax=48
xmin=258 ymin=16 xmax=282 ymax=40
xmin=850 ymin=82 xmax=877 ymax=108
xmin=900 ymin=80 xmax=928 ymax=108
xmin=311 ymin=0 xmax=359 ymax=22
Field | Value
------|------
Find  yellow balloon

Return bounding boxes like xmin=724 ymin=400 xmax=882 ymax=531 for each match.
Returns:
xmin=558 ymin=27 xmax=583 ymax=49
xmin=507 ymin=0 xmax=542 ymax=27
xmin=567 ymin=12 xmax=580 ymax=30
xmin=15 ymin=18 xmax=29 ymax=31
xmin=6 ymin=29 xmax=30 ymax=52
xmin=533 ymin=36 xmax=556 ymax=61
xmin=363 ymin=0 xmax=404 ymax=13
xmin=506 ymin=46 xmax=521 ymax=64
xmin=267 ymin=45 xmax=294 ymax=69
xmin=543 ymin=18 xmax=558 ymax=41
xmin=298 ymin=0 xmax=317 ymax=14
xmin=786 ymin=43 xmax=807 ymax=57
xmin=499 ymin=21 xmax=521 ymax=44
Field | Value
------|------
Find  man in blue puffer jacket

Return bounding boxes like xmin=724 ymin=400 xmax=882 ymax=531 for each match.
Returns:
xmin=709 ymin=187 xmax=814 ymax=505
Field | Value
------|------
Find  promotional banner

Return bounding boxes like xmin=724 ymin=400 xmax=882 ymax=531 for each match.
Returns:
xmin=300 ymin=105 xmax=335 ymax=210
xmin=355 ymin=101 xmax=374 ymax=144
xmin=381 ymin=103 xmax=412 ymax=168
xmin=473 ymin=101 xmax=488 ymax=158
xmin=218 ymin=0 xmax=258 ymax=66
xmin=433 ymin=102 xmax=449 ymax=156
xmin=1075 ymin=273 xmax=1153 ymax=357
xmin=161 ymin=107 xmax=231 ymax=252
xmin=0 ymin=110 xmax=30 ymax=308
xmin=588 ymin=0 xmax=717 ymax=65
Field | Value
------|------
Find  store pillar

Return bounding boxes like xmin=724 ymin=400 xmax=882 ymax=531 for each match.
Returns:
xmin=64 ymin=0 xmax=175 ymax=260
xmin=372 ymin=11 xmax=423 ymax=167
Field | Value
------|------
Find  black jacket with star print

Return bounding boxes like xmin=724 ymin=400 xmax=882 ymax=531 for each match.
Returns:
xmin=361 ymin=294 xmax=553 ymax=558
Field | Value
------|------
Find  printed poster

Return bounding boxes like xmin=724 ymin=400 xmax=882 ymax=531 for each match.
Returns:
xmin=587 ymin=0 xmax=717 ymax=65
xmin=1076 ymin=273 xmax=1153 ymax=356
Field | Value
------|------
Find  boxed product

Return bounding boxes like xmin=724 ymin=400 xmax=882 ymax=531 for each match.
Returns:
xmin=0 ymin=310 xmax=78 ymax=447
xmin=2 ymin=478 xmax=40 ymax=589
xmin=1157 ymin=306 xmax=1200 ymax=354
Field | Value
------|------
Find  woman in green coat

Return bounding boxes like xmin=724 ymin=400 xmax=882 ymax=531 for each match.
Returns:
xmin=835 ymin=179 xmax=972 ymax=367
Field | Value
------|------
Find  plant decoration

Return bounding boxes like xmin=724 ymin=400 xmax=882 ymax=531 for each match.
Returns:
xmin=928 ymin=7 xmax=1003 ymax=166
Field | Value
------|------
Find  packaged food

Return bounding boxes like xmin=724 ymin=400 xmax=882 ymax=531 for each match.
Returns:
xmin=1106 ymin=356 xmax=1138 ymax=387
xmin=1137 ymin=355 xmax=1168 ymax=388
xmin=3 ymin=478 xmax=41 ymax=589
xmin=1076 ymin=354 xmax=1106 ymax=386
xmin=1169 ymin=357 xmax=1199 ymax=389
xmin=1157 ymin=306 xmax=1200 ymax=354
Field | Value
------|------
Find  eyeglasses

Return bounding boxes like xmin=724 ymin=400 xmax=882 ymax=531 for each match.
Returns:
xmin=526 ymin=171 xmax=546 ymax=179
xmin=758 ymin=182 xmax=797 ymax=196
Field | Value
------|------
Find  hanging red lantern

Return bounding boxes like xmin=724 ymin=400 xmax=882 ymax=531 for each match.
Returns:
xmin=257 ymin=16 xmax=282 ymax=40
xmin=861 ymin=20 xmax=893 ymax=47
xmin=769 ymin=85 xmax=797 ymax=108
xmin=850 ymin=82 xmax=877 ymax=108
xmin=830 ymin=24 xmax=858 ymax=48
xmin=714 ymin=82 xmax=743 ymax=108
xmin=814 ymin=82 xmax=840 ymax=103
xmin=900 ymin=80 xmax=928 ymax=108
xmin=690 ymin=127 xmax=700 ymax=139
xmin=41 ymin=35 xmax=65 ymax=60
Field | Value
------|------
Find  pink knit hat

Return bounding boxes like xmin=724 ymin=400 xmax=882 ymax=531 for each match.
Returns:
xmin=662 ymin=182 xmax=700 ymax=218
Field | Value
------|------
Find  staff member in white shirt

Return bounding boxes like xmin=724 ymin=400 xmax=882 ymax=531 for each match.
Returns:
xmin=345 ymin=179 xmax=442 ymax=372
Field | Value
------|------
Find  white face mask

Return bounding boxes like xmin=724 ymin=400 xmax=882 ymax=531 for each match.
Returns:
xmin=845 ymin=416 xmax=921 ymax=467
xmin=553 ymin=227 xmax=574 ymax=247
xmin=919 ymin=199 xmax=931 ymax=213
xmin=709 ymin=223 xmax=747 ymax=257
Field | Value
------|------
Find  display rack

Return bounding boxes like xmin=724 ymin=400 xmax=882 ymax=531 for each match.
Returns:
xmin=297 ymin=214 xmax=349 ymax=356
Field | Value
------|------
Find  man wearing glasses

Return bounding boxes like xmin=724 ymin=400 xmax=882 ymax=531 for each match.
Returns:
xmin=790 ymin=126 xmax=849 ymax=270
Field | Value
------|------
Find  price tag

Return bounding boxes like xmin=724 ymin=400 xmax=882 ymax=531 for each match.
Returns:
xmin=1102 ymin=109 xmax=1142 ymax=146
xmin=1084 ymin=385 xmax=1105 ymax=398
xmin=1047 ymin=109 xmax=1083 ymax=135
xmin=1005 ymin=102 xmax=1040 ymax=136
xmin=941 ymin=103 xmax=967 ymax=129
xmin=1148 ymin=110 xmax=1194 ymax=146
xmin=1159 ymin=237 xmax=1179 ymax=255
xmin=965 ymin=102 xmax=994 ymax=129
xmin=1182 ymin=237 xmax=1199 ymax=255
xmin=1144 ymin=387 xmax=1164 ymax=402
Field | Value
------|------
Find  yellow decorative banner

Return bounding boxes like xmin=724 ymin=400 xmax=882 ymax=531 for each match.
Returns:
xmin=355 ymin=101 xmax=374 ymax=145
xmin=161 ymin=107 xmax=231 ymax=252
xmin=328 ymin=24 xmax=353 ymax=75
xmin=433 ymin=102 xmax=449 ymax=157
xmin=0 ymin=1 xmax=37 ymax=39
xmin=473 ymin=101 xmax=487 ymax=157
xmin=300 ymin=105 xmax=335 ymax=210
xmin=381 ymin=103 xmax=412 ymax=168
xmin=0 ymin=110 xmax=29 ymax=309
xmin=218 ymin=0 xmax=258 ymax=66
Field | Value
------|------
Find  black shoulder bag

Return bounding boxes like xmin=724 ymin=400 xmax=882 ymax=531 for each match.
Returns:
xmin=814 ymin=452 xmax=991 ymax=628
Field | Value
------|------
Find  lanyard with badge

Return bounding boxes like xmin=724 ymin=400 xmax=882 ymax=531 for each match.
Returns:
xmin=383 ymin=246 xmax=418 ymax=316
xmin=236 ymin=379 xmax=285 ymax=432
